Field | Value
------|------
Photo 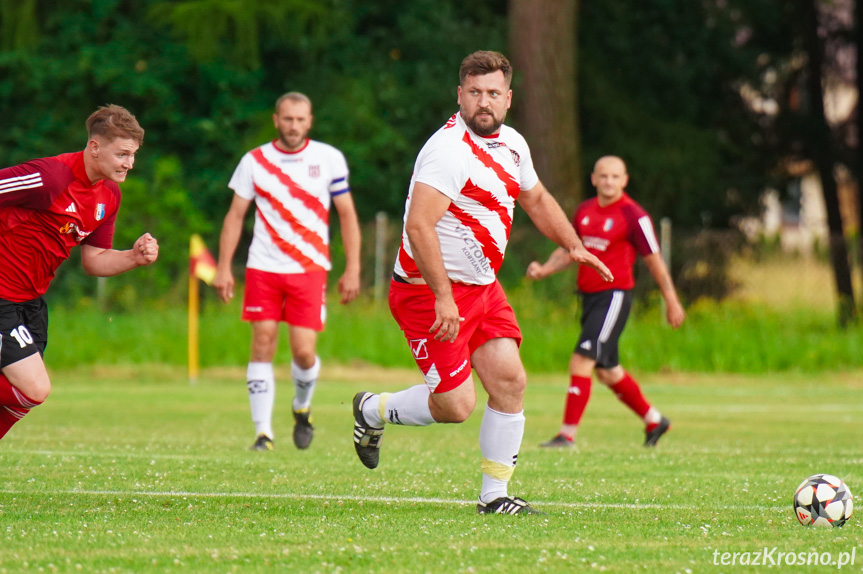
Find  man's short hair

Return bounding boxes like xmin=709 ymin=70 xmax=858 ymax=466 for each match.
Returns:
xmin=275 ymin=92 xmax=313 ymax=113
xmin=86 ymin=105 xmax=144 ymax=145
xmin=459 ymin=51 xmax=513 ymax=87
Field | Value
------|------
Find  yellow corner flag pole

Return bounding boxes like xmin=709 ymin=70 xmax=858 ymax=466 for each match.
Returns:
xmin=188 ymin=264 xmax=200 ymax=383
xmin=189 ymin=234 xmax=217 ymax=384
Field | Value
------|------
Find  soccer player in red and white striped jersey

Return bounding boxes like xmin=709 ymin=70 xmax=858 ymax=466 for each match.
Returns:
xmin=527 ymin=156 xmax=685 ymax=448
xmin=214 ymin=92 xmax=361 ymax=452
xmin=351 ymin=51 xmax=612 ymax=516
xmin=0 ymin=105 xmax=159 ymax=441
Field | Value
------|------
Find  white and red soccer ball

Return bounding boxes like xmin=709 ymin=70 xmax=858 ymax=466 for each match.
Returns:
xmin=793 ymin=474 xmax=853 ymax=527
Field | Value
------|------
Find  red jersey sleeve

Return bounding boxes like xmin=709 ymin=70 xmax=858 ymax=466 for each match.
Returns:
xmin=0 ymin=158 xmax=72 ymax=209
xmin=622 ymin=202 xmax=660 ymax=256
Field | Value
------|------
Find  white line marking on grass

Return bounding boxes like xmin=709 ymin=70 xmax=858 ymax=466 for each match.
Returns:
xmin=1 ymin=449 xmax=241 ymax=460
xmin=0 ymin=488 xmax=785 ymax=512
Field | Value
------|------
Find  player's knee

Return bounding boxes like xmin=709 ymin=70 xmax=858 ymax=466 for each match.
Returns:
xmin=292 ymin=349 xmax=316 ymax=368
xmin=22 ymin=378 xmax=50 ymax=404
xmin=250 ymin=339 xmax=277 ymax=362
xmin=436 ymin=400 xmax=475 ymax=423
xmin=431 ymin=391 xmax=476 ymax=423
xmin=498 ymin=371 xmax=526 ymax=400
xmin=596 ymin=367 xmax=624 ymax=386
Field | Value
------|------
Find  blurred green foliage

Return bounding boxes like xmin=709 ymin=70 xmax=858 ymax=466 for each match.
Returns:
xmin=0 ymin=0 xmax=798 ymax=306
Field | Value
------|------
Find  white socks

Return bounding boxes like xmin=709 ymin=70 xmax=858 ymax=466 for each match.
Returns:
xmin=644 ymin=406 xmax=661 ymax=426
xmin=479 ymin=404 xmax=525 ymax=504
xmin=291 ymin=356 xmax=320 ymax=411
xmin=361 ymin=384 xmax=434 ymax=427
xmin=247 ymin=362 xmax=275 ymax=439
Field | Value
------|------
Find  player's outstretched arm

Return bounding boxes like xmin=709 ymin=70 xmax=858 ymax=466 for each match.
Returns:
xmin=214 ymin=194 xmax=251 ymax=304
xmin=518 ymin=181 xmax=613 ymax=283
xmin=643 ymin=252 xmax=685 ymax=328
xmin=80 ymin=233 xmax=159 ymax=277
xmin=526 ymin=247 xmax=571 ymax=281
xmin=332 ymin=192 xmax=361 ymax=304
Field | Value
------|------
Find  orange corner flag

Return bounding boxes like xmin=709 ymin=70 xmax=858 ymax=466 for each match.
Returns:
xmin=190 ymin=234 xmax=217 ymax=285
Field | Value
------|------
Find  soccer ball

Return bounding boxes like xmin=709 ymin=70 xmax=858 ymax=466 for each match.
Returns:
xmin=793 ymin=474 xmax=853 ymax=527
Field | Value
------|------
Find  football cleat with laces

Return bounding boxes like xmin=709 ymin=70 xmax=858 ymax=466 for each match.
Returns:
xmin=476 ymin=496 xmax=544 ymax=515
xmin=352 ymin=391 xmax=384 ymax=469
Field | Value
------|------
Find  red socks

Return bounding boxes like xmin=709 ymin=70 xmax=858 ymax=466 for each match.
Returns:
xmin=562 ymin=375 xmax=592 ymax=426
xmin=0 ymin=374 xmax=42 ymax=440
xmin=609 ymin=372 xmax=651 ymax=418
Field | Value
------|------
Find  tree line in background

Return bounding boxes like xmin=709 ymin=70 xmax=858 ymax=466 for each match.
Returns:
xmin=1 ymin=0 xmax=861 ymax=323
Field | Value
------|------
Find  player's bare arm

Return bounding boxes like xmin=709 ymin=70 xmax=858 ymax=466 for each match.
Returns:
xmin=526 ymin=247 xmax=573 ymax=280
xmin=643 ymin=253 xmax=685 ymax=328
xmin=214 ymin=194 xmax=252 ymax=304
xmin=517 ymin=181 xmax=614 ymax=282
xmin=80 ymin=233 xmax=159 ymax=276
xmin=332 ymin=192 xmax=361 ymax=304
xmin=404 ymin=182 xmax=462 ymax=343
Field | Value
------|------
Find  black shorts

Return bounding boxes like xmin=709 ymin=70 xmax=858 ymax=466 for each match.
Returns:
xmin=0 ymin=297 xmax=48 ymax=368
xmin=575 ymin=289 xmax=632 ymax=369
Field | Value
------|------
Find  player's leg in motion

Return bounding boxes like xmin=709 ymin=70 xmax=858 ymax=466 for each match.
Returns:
xmin=597 ymin=367 xmax=670 ymax=447
xmin=288 ymin=326 xmax=319 ymax=450
xmin=247 ymin=320 xmax=278 ymax=451
xmin=0 ymin=356 xmax=50 ymax=440
xmin=473 ymin=338 xmax=541 ymax=515
xmin=352 ymin=383 xmax=439 ymax=469
xmin=0 ymin=303 xmax=50 ymax=440
xmin=541 ymin=353 xmax=596 ymax=448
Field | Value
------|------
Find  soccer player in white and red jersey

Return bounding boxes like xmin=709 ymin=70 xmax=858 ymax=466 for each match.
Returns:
xmin=527 ymin=155 xmax=685 ymax=448
xmin=0 ymin=104 xmax=160 ymax=441
xmin=215 ymin=92 xmax=361 ymax=452
xmin=351 ymin=51 xmax=612 ymax=515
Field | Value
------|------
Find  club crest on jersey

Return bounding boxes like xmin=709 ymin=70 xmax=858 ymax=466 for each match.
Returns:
xmin=409 ymin=338 xmax=429 ymax=360
xmin=510 ymin=149 xmax=521 ymax=166
xmin=581 ymin=216 xmax=590 ymax=226
xmin=95 ymin=203 xmax=106 ymax=221
xmin=603 ymin=218 xmax=614 ymax=231
xmin=308 ymin=165 xmax=321 ymax=178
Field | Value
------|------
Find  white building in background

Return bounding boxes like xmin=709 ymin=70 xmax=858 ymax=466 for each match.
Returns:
xmin=740 ymin=82 xmax=859 ymax=255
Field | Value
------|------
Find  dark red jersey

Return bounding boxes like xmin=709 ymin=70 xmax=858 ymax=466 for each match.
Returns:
xmin=0 ymin=152 xmax=120 ymax=301
xmin=573 ymin=192 xmax=659 ymax=293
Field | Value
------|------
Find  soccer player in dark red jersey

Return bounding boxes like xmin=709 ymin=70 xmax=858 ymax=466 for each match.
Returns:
xmin=527 ymin=155 xmax=685 ymax=448
xmin=0 ymin=104 xmax=159 ymax=441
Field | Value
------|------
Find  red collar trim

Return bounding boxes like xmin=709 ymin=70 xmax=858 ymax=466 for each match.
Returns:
xmin=272 ymin=139 xmax=310 ymax=154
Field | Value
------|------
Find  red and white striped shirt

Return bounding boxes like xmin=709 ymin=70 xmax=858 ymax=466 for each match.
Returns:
xmin=573 ymin=192 xmax=660 ymax=293
xmin=0 ymin=152 xmax=119 ymax=302
xmin=228 ymin=139 xmax=350 ymax=274
xmin=394 ymin=112 xmax=539 ymax=285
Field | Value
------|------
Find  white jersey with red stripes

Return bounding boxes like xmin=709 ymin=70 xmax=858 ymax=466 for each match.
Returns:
xmin=228 ymin=139 xmax=349 ymax=274
xmin=394 ymin=112 xmax=539 ymax=285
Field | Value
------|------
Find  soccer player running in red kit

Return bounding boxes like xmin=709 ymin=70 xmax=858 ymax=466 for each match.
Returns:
xmin=215 ymin=92 xmax=361 ymax=452
xmin=0 ymin=104 xmax=159 ymax=441
xmin=350 ymin=51 xmax=613 ymax=515
xmin=527 ymin=155 xmax=685 ymax=449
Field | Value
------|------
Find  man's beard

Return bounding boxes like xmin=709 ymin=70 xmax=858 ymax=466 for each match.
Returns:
xmin=463 ymin=108 xmax=504 ymax=136
xmin=279 ymin=132 xmax=304 ymax=150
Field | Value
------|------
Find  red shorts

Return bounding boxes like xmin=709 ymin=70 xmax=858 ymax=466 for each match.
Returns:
xmin=242 ymin=268 xmax=327 ymax=331
xmin=388 ymin=279 xmax=521 ymax=394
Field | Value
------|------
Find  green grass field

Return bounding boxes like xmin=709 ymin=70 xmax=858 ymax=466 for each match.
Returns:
xmin=1 ymin=365 xmax=861 ymax=573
